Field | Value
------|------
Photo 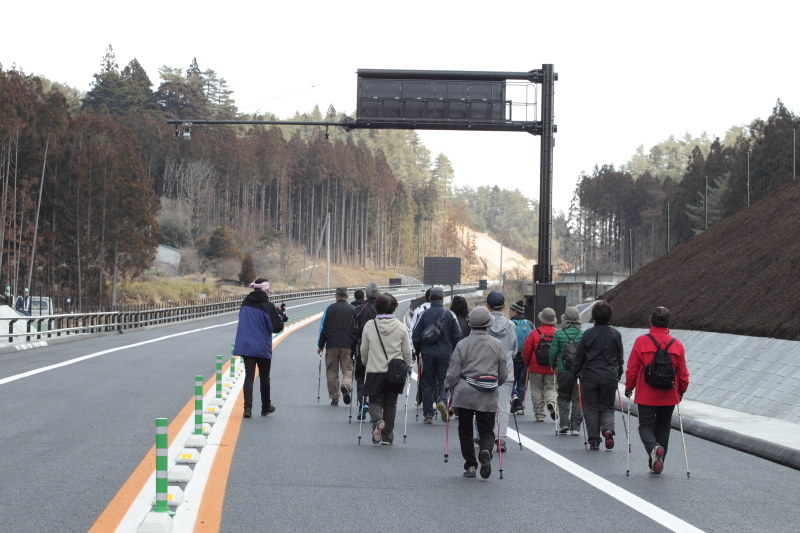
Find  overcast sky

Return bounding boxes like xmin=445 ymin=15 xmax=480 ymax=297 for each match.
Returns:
xmin=3 ymin=1 xmax=798 ymax=214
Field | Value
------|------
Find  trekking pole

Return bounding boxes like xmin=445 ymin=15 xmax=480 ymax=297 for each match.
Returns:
xmin=403 ymin=372 xmax=411 ymax=443
xmin=415 ymin=356 xmax=421 ymax=422
xmin=626 ymin=394 xmax=632 ymax=477
xmin=510 ymin=394 xmax=522 ymax=450
xmin=677 ymin=401 xmax=690 ymax=478
xmin=577 ymin=377 xmax=588 ymax=450
xmin=317 ymin=349 xmax=323 ymax=404
xmin=617 ymin=388 xmax=629 ymax=445
xmin=444 ymin=392 xmax=451 ymax=462
xmin=497 ymin=404 xmax=504 ymax=479
xmin=348 ymin=352 xmax=355 ymax=424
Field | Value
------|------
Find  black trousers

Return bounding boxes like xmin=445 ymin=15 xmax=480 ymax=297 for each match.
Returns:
xmin=637 ymin=404 xmax=675 ymax=460
xmin=243 ymin=356 xmax=272 ymax=410
xmin=580 ymin=380 xmax=616 ymax=445
xmin=457 ymin=408 xmax=495 ymax=470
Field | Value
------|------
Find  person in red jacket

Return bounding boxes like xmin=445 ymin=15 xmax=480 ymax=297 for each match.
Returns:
xmin=624 ymin=306 xmax=689 ymax=474
xmin=522 ymin=307 xmax=558 ymax=422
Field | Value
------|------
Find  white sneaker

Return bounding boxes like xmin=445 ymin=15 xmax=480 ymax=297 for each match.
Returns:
xmin=571 ymin=429 xmax=581 ymax=436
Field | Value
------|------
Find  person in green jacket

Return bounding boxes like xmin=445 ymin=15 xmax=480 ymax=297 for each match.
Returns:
xmin=549 ymin=306 xmax=584 ymax=435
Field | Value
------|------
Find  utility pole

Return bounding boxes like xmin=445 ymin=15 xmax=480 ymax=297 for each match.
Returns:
xmin=747 ymin=152 xmax=750 ymax=206
xmin=666 ymin=202 xmax=671 ymax=252
xmin=326 ymin=211 xmax=330 ymax=289
xmin=705 ymin=176 xmax=708 ymax=231
xmin=499 ymin=239 xmax=504 ymax=290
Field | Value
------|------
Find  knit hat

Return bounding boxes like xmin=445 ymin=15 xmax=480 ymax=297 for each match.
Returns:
xmin=510 ymin=300 xmax=525 ymax=314
xmin=468 ymin=306 xmax=494 ymax=328
xmin=486 ymin=291 xmax=505 ymax=310
xmin=365 ymin=282 xmax=380 ymax=299
xmin=561 ymin=306 xmax=581 ymax=326
xmin=538 ymin=307 xmax=557 ymax=324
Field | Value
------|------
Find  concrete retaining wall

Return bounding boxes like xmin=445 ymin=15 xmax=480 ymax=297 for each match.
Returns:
xmin=614 ymin=327 xmax=800 ymax=425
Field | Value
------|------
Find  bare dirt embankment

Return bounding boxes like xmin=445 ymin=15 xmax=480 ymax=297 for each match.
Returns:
xmin=456 ymin=226 xmax=535 ymax=280
xmin=602 ymin=177 xmax=800 ymax=341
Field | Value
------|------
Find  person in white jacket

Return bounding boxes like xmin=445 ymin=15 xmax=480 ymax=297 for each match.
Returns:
xmin=361 ymin=293 xmax=413 ymax=445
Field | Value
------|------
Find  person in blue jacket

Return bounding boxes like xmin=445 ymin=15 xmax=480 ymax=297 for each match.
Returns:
xmin=233 ymin=278 xmax=287 ymax=418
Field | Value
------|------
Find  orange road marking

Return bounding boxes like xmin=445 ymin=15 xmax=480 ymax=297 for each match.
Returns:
xmin=88 ymin=327 xmax=301 ymax=532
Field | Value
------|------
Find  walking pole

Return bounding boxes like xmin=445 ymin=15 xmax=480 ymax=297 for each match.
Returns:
xmin=415 ymin=356 xmax=421 ymax=422
xmin=497 ymin=404 xmax=504 ymax=479
xmin=444 ymin=392 xmax=451 ymax=462
xmin=348 ymin=352 xmax=355 ymax=424
xmin=617 ymin=388 xmax=629 ymax=445
xmin=317 ymin=349 xmax=323 ymax=404
xmin=677 ymin=401 xmax=691 ymax=478
xmin=626 ymin=394 xmax=632 ymax=477
xmin=403 ymin=372 xmax=411 ymax=443
xmin=577 ymin=377 xmax=588 ymax=450
xmin=510 ymin=394 xmax=522 ymax=450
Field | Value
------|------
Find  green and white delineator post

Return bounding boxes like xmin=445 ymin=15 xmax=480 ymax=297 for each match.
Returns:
xmin=184 ymin=375 xmax=207 ymax=449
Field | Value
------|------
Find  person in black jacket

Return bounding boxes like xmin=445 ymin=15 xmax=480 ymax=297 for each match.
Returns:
xmin=318 ymin=287 xmax=355 ymax=406
xmin=351 ymin=289 xmax=365 ymax=307
xmin=571 ymin=301 xmax=624 ymax=450
xmin=350 ymin=282 xmax=380 ymax=419
xmin=412 ymin=286 xmax=462 ymax=424
xmin=450 ymin=295 xmax=471 ymax=345
xmin=233 ymin=278 xmax=286 ymax=418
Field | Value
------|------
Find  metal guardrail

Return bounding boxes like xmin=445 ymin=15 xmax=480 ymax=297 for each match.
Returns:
xmin=0 ymin=283 xmax=478 ymax=344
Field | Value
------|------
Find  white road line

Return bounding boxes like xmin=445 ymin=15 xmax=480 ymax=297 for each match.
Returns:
xmin=407 ymin=372 xmax=704 ymax=533
xmin=0 ymin=322 xmax=237 ymax=386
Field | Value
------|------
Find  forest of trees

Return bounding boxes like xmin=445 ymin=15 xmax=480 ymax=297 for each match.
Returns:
xmin=1 ymin=47 xmax=546 ymax=308
xmin=562 ymin=102 xmax=800 ymax=274
xmin=3 ymin=45 xmax=797 ymax=309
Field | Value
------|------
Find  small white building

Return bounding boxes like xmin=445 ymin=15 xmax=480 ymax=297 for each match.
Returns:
xmin=153 ymin=244 xmax=182 ymax=276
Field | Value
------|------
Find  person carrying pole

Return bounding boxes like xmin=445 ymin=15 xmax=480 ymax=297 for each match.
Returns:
xmin=444 ymin=306 xmax=507 ymax=479
xmin=233 ymin=279 xmax=286 ymax=418
xmin=360 ymin=293 xmax=413 ymax=445
xmin=318 ymin=287 xmax=355 ymax=407
xmin=350 ymin=282 xmax=380 ymax=420
xmin=508 ymin=300 xmax=531 ymax=416
xmin=522 ymin=308 xmax=558 ymax=422
xmin=485 ymin=291 xmax=516 ymax=452
xmin=624 ymin=306 xmax=690 ymax=474
xmin=549 ymin=306 xmax=585 ymax=436
xmin=571 ymin=301 xmax=623 ymax=451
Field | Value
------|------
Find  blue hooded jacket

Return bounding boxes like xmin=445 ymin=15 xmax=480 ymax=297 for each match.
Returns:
xmin=233 ymin=290 xmax=285 ymax=358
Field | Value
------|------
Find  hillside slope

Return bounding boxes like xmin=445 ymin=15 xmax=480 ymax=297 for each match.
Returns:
xmin=602 ymin=177 xmax=800 ymax=340
xmin=457 ymin=225 xmax=535 ymax=279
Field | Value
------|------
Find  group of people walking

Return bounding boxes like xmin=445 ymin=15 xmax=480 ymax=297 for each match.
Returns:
xmin=233 ymin=279 xmax=690 ymax=480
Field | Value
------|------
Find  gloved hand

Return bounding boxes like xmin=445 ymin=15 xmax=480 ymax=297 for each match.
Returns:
xmin=551 ymin=367 xmax=557 ymax=373
xmin=624 ymin=389 xmax=633 ymax=398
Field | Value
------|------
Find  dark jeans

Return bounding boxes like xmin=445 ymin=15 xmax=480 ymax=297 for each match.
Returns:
xmin=580 ymin=380 xmax=616 ymax=444
xmin=457 ymin=408 xmax=495 ymax=470
xmin=557 ymin=372 xmax=582 ymax=431
xmin=421 ymin=354 xmax=448 ymax=416
xmin=370 ymin=390 xmax=399 ymax=443
xmin=637 ymin=404 xmax=675 ymax=461
xmin=243 ymin=356 xmax=272 ymax=410
xmin=511 ymin=361 xmax=528 ymax=409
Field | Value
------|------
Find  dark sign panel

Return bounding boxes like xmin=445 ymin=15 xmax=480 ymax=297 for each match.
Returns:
xmin=424 ymin=257 xmax=462 ymax=286
xmin=389 ymin=278 xmax=402 ymax=286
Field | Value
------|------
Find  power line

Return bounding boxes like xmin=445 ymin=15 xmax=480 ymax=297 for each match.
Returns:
xmin=239 ymin=84 xmax=320 ymax=111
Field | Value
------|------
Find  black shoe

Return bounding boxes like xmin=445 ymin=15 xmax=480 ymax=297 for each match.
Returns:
xmin=261 ymin=404 xmax=276 ymax=416
xmin=341 ymin=385 xmax=351 ymax=405
xmin=590 ymin=442 xmax=600 ymax=450
xmin=479 ymin=449 xmax=492 ymax=479
xmin=331 ymin=399 xmax=339 ymax=406
xmin=243 ymin=408 xmax=252 ymax=418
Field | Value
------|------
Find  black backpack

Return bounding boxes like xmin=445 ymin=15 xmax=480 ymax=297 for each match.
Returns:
xmin=535 ymin=328 xmax=553 ymax=366
xmin=422 ymin=312 xmax=446 ymax=345
xmin=562 ymin=331 xmax=579 ymax=371
xmin=644 ymin=334 xmax=676 ymax=390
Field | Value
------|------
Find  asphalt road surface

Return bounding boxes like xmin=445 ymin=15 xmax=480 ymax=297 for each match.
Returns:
xmin=0 ymin=294 xmax=797 ymax=533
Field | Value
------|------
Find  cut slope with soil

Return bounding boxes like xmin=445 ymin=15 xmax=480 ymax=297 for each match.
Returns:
xmin=602 ymin=177 xmax=800 ymax=341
